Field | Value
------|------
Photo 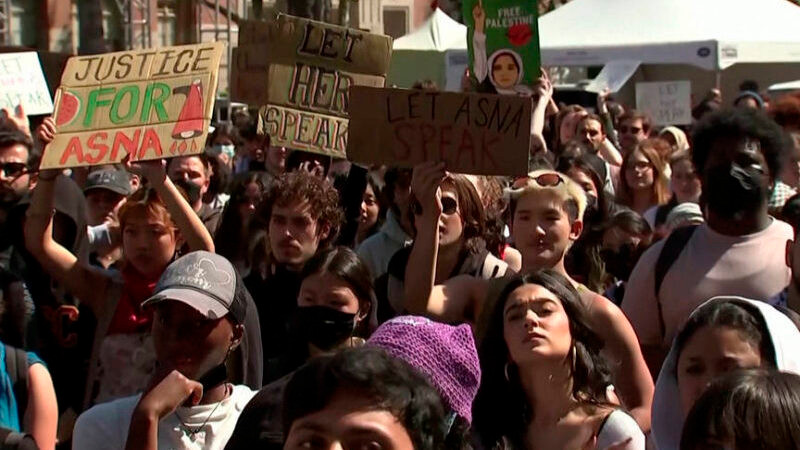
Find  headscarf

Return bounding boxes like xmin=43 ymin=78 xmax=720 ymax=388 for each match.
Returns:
xmin=659 ymin=126 xmax=690 ymax=152
xmin=487 ymin=49 xmax=532 ymax=96
xmin=651 ymin=296 xmax=800 ymax=450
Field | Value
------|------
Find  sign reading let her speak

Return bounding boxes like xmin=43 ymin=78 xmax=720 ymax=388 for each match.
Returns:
xmin=231 ymin=15 xmax=392 ymax=159
xmin=40 ymin=42 xmax=224 ymax=169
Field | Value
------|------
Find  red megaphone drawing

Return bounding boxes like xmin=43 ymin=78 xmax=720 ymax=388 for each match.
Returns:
xmin=172 ymin=79 xmax=205 ymax=139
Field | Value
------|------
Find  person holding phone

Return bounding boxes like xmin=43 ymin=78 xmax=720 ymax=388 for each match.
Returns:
xmin=72 ymin=251 xmax=256 ymax=450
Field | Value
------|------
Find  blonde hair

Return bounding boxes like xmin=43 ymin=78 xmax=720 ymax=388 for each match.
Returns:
xmin=507 ymin=170 xmax=587 ymax=223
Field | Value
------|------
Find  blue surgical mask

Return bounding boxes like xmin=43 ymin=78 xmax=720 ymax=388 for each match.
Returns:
xmin=212 ymin=144 xmax=236 ymax=159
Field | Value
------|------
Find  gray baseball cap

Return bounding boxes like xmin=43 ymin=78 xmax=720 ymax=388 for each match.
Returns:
xmin=84 ymin=169 xmax=133 ymax=196
xmin=142 ymin=251 xmax=246 ymax=324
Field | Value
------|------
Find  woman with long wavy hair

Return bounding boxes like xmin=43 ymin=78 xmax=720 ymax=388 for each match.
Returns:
xmin=473 ymin=270 xmax=645 ymax=450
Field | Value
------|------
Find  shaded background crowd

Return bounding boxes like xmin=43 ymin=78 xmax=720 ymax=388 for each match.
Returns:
xmin=0 ymin=74 xmax=800 ymax=450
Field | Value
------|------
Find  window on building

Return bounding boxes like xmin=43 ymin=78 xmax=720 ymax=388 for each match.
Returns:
xmin=382 ymin=8 xmax=408 ymax=39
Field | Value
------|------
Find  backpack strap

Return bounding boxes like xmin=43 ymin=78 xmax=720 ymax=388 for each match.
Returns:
xmin=653 ymin=225 xmax=698 ymax=339
xmin=4 ymin=344 xmax=28 ymax=423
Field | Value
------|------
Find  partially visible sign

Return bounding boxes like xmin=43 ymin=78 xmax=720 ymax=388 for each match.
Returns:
xmin=40 ymin=43 xmax=225 ymax=169
xmin=232 ymin=15 xmax=392 ymax=158
xmin=635 ymin=81 xmax=692 ymax=126
xmin=0 ymin=52 xmax=54 ymax=115
xmin=463 ymin=0 xmax=540 ymax=94
xmin=585 ymin=60 xmax=640 ymax=94
xmin=348 ymin=86 xmax=531 ymax=176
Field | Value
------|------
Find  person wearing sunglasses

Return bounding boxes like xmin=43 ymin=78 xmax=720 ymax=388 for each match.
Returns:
xmin=0 ymin=126 xmax=35 ymax=224
xmin=617 ymin=111 xmax=652 ymax=155
xmin=384 ymin=162 xmax=509 ymax=320
xmin=403 ymin=167 xmax=653 ymax=432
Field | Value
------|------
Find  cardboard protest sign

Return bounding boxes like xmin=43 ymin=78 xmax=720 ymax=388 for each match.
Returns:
xmin=0 ymin=52 xmax=54 ymax=115
xmin=40 ymin=43 xmax=224 ymax=169
xmin=635 ymin=81 xmax=692 ymax=126
xmin=463 ymin=0 xmax=540 ymax=95
xmin=231 ymin=15 xmax=392 ymax=158
xmin=348 ymin=86 xmax=531 ymax=176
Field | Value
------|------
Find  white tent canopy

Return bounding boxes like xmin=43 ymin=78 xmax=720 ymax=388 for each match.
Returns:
xmin=539 ymin=0 xmax=800 ymax=71
xmin=389 ymin=9 xmax=469 ymax=91
xmin=393 ymin=8 xmax=467 ymax=51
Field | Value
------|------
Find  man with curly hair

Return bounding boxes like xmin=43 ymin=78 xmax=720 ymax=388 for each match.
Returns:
xmin=244 ymin=171 xmax=343 ymax=374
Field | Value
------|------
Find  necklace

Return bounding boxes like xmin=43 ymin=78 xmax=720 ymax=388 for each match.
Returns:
xmin=175 ymin=383 xmax=230 ymax=441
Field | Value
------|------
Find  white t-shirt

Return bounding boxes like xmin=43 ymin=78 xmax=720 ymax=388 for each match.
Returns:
xmin=72 ymin=384 xmax=256 ymax=450
xmin=596 ymin=410 xmax=645 ymax=450
xmin=621 ymin=219 xmax=793 ymax=347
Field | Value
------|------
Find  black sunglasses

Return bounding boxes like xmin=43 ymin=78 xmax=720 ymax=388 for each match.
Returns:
xmin=412 ymin=196 xmax=459 ymax=216
xmin=0 ymin=162 xmax=27 ymax=179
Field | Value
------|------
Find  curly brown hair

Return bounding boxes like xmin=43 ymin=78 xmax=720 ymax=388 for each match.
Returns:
xmin=256 ymin=171 xmax=343 ymax=249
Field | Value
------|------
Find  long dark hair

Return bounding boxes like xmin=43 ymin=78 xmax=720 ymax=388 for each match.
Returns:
xmin=214 ymin=173 xmax=265 ymax=272
xmin=473 ymin=270 xmax=614 ymax=448
xmin=681 ymin=368 xmax=800 ymax=450
xmin=300 ymin=246 xmax=378 ymax=336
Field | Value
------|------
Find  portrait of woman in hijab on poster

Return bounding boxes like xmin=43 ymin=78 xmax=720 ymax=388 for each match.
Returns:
xmin=470 ymin=1 xmax=535 ymax=96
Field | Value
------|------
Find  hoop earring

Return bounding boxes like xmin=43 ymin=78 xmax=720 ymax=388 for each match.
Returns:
xmin=504 ymin=362 xmax=512 ymax=382
xmin=571 ymin=345 xmax=577 ymax=374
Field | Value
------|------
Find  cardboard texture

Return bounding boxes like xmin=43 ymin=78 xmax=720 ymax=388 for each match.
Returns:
xmin=40 ymin=43 xmax=224 ymax=169
xmin=635 ymin=81 xmax=692 ymax=126
xmin=347 ymin=86 xmax=532 ymax=176
xmin=463 ymin=0 xmax=540 ymax=94
xmin=231 ymin=14 xmax=392 ymax=158
xmin=0 ymin=52 xmax=54 ymax=115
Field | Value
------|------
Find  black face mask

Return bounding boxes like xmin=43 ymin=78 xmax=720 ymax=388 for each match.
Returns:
xmin=172 ymin=178 xmax=202 ymax=205
xmin=292 ymin=306 xmax=357 ymax=351
xmin=600 ymin=243 xmax=642 ymax=282
xmin=703 ymin=162 xmax=767 ymax=219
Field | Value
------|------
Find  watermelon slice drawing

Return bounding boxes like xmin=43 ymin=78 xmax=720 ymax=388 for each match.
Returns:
xmin=56 ymin=90 xmax=81 ymax=127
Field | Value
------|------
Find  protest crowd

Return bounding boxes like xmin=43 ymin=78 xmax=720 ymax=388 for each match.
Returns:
xmin=3 ymin=2 xmax=800 ymax=450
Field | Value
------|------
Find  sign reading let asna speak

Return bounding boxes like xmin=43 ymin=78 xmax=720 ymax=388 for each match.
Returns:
xmin=232 ymin=15 xmax=392 ymax=158
xmin=40 ymin=42 xmax=224 ymax=169
xmin=348 ymin=87 xmax=532 ymax=176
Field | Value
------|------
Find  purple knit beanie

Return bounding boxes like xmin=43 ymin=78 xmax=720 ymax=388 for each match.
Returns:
xmin=367 ymin=315 xmax=481 ymax=423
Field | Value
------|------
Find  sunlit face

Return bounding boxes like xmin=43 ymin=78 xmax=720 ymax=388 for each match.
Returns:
xmin=298 ymin=272 xmax=361 ymax=315
xmin=86 ymin=189 xmax=126 ymax=226
xmin=122 ymin=214 xmax=177 ymax=278
xmin=671 ymin=159 xmax=702 ymax=204
xmin=511 ymin=192 xmax=580 ymax=270
xmin=284 ymin=389 xmax=415 ymax=450
xmin=503 ymin=283 xmax=573 ymax=366
xmin=560 ymin=112 xmax=588 ymax=145
xmin=619 ymin=118 xmax=648 ymax=153
xmin=152 ymin=301 xmax=237 ymax=380
xmin=566 ymin=168 xmax=598 ymax=205
xmin=414 ymin=186 xmax=464 ymax=248
xmin=577 ymin=119 xmax=605 ymax=150
xmin=781 ymin=137 xmax=800 ymax=188
xmin=625 ymin=149 xmax=655 ymax=192
xmin=491 ymin=54 xmax=520 ymax=89
xmin=677 ymin=325 xmax=764 ymax=416
xmin=358 ymin=183 xmax=380 ymax=235
xmin=269 ymin=200 xmax=328 ymax=271
xmin=167 ymin=156 xmax=209 ymax=200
